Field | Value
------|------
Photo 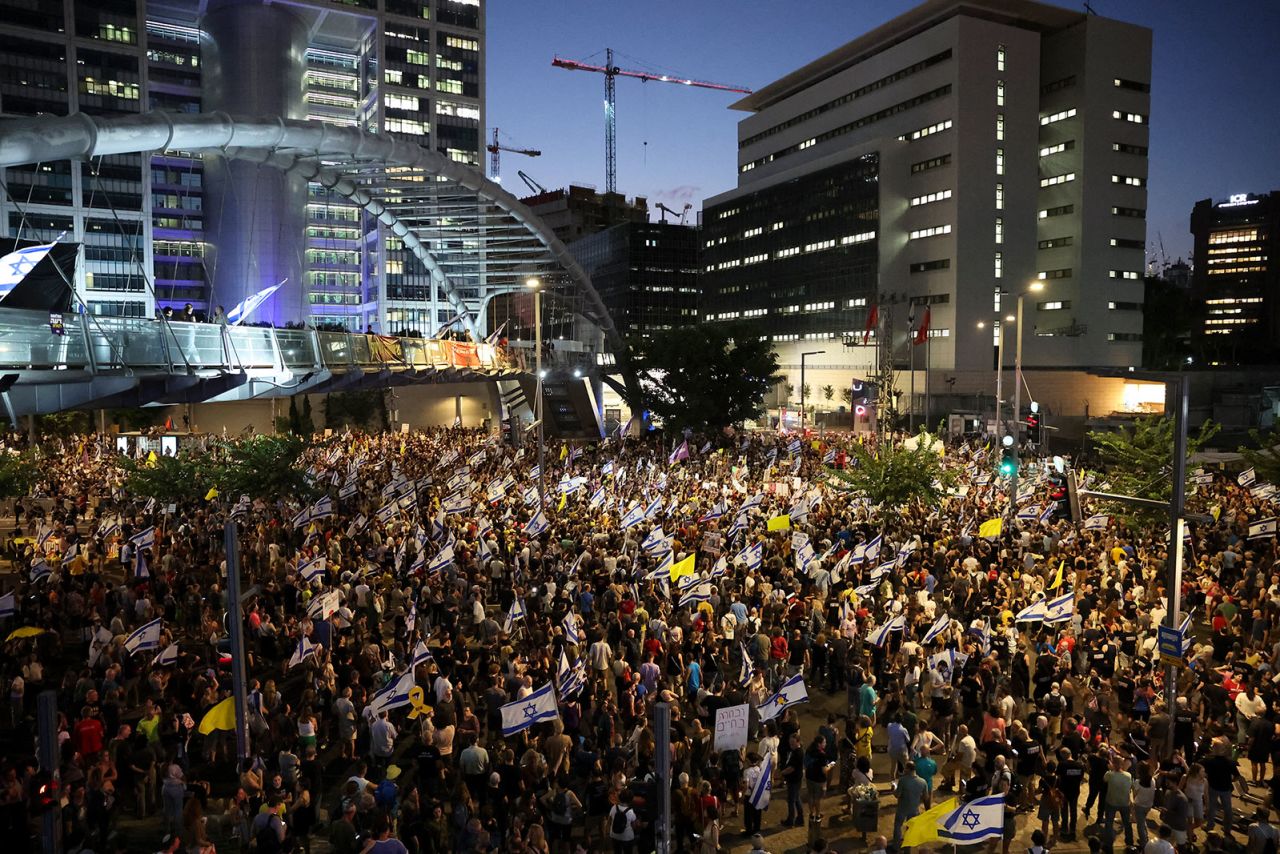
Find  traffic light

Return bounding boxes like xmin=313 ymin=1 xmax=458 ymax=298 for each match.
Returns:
xmin=30 ymin=772 xmax=57 ymax=814
xmin=999 ymin=435 xmax=1018 ymax=477
xmin=1047 ymin=472 xmax=1069 ymax=519
xmin=1025 ymin=412 xmax=1042 ymax=444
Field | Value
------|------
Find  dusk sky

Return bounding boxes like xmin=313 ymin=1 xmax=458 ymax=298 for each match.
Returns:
xmin=487 ymin=0 xmax=1280 ymax=263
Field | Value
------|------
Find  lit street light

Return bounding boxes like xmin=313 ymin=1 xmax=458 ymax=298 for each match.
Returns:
xmin=526 ymin=276 xmax=546 ymax=507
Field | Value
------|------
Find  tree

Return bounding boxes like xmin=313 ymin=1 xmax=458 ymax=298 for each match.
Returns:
xmin=625 ymin=322 xmax=781 ymax=432
xmin=1087 ymin=415 xmax=1220 ymax=523
xmin=324 ymin=390 xmax=389 ymax=431
xmin=827 ymin=432 xmax=955 ymax=510
xmin=822 ymin=384 xmax=835 ymax=403
xmin=801 ymin=383 xmax=812 ymax=402
xmin=1239 ymin=427 xmax=1280 ymax=486
xmin=0 ymin=450 xmax=36 ymax=500
xmin=214 ymin=435 xmax=316 ymax=502
xmin=839 ymin=388 xmax=854 ymax=408
xmin=120 ymin=452 xmax=216 ymax=505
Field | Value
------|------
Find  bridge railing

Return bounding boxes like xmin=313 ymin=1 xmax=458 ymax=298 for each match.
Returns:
xmin=0 ymin=308 xmax=514 ymax=374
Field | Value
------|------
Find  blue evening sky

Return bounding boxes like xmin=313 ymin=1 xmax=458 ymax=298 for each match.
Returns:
xmin=486 ymin=0 xmax=1280 ymax=262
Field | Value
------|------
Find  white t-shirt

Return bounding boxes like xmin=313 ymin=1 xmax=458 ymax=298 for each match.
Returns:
xmin=609 ymin=805 xmax=636 ymax=841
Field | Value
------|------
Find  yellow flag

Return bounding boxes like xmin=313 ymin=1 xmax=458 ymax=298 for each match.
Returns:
xmin=557 ymin=492 xmax=567 ymax=511
xmin=205 ymin=487 xmax=219 ymax=501
xmin=901 ymin=797 xmax=959 ymax=849
xmin=767 ymin=514 xmax=791 ymax=532
xmin=5 ymin=626 xmax=47 ymax=642
xmin=197 ymin=696 xmax=237 ymax=735
xmin=560 ymin=445 xmax=569 ymax=461
xmin=1049 ymin=560 xmax=1065 ymax=589
xmin=146 ymin=450 xmax=158 ymax=466
xmin=1211 ymin=504 xmax=1222 ymax=522
xmin=978 ymin=518 xmax=1002 ymax=539
xmin=670 ymin=553 xmax=696 ymax=583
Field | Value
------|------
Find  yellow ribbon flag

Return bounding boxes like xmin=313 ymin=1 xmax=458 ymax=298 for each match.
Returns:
xmin=978 ymin=518 xmax=1002 ymax=539
xmin=901 ymin=797 xmax=959 ymax=849
xmin=5 ymin=626 xmax=47 ymax=642
xmin=766 ymin=514 xmax=791 ymax=532
xmin=560 ymin=445 xmax=569 ymax=461
xmin=146 ymin=450 xmax=158 ymax=467
xmin=670 ymin=553 xmax=697 ymax=584
xmin=197 ymin=696 xmax=237 ymax=735
xmin=557 ymin=492 xmax=567 ymax=511
xmin=1049 ymin=560 xmax=1065 ymax=589
xmin=204 ymin=487 xmax=219 ymax=501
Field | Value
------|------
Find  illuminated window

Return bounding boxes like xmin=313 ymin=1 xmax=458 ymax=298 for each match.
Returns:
xmin=436 ymin=100 xmax=480 ymax=121
xmin=1040 ymin=141 xmax=1075 ymax=157
xmin=1112 ymin=174 xmax=1145 ymax=187
xmin=995 ymin=183 xmax=1004 ymax=210
xmin=1037 ymin=269 xmax=1072 ymax=280
xmin=910 ymin=190 xmax=952 ymax=207
xmin=996 ymin=113 xmax=1004 ymax=140
xmin=995 ymin=217 xmax=1004 ymax=244
xmin=1112 ymin=110 xmax=1146 ymax=124
xmin=840 ymin=231 xmax=876 ymax=245
xmin=1039 ymin=301 xmax=1069 ymax=310
xmin=1040 ymin=173 xmax=1075 ymax=187
xmin=994 ymin=251 xmax=1003 ymax=279
xmin=995 ymin=148 xmax=1004 ymax=175
xmin=386 ymin=93 xmax=420 ymax=111
xmin=444 ymin=36 xmax=479 ymax=51
xmin=385 ymin=118 xmax=427 ymax=135
xmin=1109 ymin=270 xmax=1140 ymax=280
xmin=899 ymin=119 xmax=953 ymax=141
xmin=1112 ymin=206 xmax=1144 ymax=218
xmin=909 ymin=224 xmax=952 ymax=240
xmin=997 ymin=45 xmax=1006 ymax=72
xmin=996 ymin=80 xmax=1005 ymax=106
xmin=406 ymin=49 xmax=430 ymax=65
xmin=1040 ymin=108 xmax=1076 ymax=125
xmin=1208 ymin=229 xmax=1258 ymax=244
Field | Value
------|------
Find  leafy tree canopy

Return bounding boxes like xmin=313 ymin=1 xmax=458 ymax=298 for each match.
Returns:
xmin=1087 ymin=415 xmax=1219 ymax=523
xmin=119 ymin=451 xmax=217 ymax=505
xmin=827 ymin=433 xmax=956 ymax=511
xmin=0 ymin=450 xmax=36 ymax=500
xmin=215 ymin=434 xmax=316 ymax=502
xmin=1239 ymin=426 xmax=1280 ymax=488
xmin=625 ymin=322 xmax=781 ymax=432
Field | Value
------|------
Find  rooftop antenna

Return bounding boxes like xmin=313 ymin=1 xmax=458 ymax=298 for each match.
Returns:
xmin=1084 ymin=1 xmax=1097 ymax=14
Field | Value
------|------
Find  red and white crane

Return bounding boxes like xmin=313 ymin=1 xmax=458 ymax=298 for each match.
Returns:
xmin=486 ymin=127 xmax=541 ymax=184
xmin=552 ymin=48 xmax=752 ymax=194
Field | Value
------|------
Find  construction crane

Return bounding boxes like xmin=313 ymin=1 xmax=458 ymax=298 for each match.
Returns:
xmin=655 ymin=202 xmax=691 ymax=225
xmin=552 ymin=48 xmax=752 ymax=194
xmin=487 ymin=128 xmax=541 ymax=184
xmin=517 ymin=170 xmax=547 ymax=196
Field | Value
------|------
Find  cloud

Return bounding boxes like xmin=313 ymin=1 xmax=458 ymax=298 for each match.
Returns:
xmin=651 ymin=184 xmax=702 ymax=203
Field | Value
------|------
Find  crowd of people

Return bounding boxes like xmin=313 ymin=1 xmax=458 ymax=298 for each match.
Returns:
xmin=1 ymin=423 xmax=1279 ymax=854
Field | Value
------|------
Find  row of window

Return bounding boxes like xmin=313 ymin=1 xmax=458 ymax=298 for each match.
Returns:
xmin=909 ymin=224 xmax=951 ymax=240
xmin=910 ymin=189 xmax=951 ymax=207
xmin=899 ymin=119 xmax=952 ymax=142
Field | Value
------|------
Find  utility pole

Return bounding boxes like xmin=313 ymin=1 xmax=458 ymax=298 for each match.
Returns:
xmin=654 ymin=702 xmax=672 ymax=854
xmin=1164 ymin=374 xmax=1189 ymax=744
xmin=799 ymin=350 xmax=824 ymax=433
xmin=527 ymin=278 xmax=546 ymax=506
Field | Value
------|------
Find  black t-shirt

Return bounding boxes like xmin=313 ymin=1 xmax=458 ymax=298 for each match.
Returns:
xmin=979 ymin=739 xmax=1011 ymax=774
xmin=1173 ymin=710 xmax=1196 ymax=747
xmin=1012 ymin=736 xmax=1042 ymax=775
xmin=1057 ymin=758 xmax=1085 ymax=793
xmin=1203 ymin=754 xmax=1237 ymax=791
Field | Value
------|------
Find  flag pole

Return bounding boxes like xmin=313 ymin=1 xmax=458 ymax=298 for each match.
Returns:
xmin=224 ymin=519 xmax=250 ymax=762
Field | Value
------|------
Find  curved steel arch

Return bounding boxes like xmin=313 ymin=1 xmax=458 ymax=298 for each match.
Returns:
xmin=0 ymin=111 xmax=624 ymax=353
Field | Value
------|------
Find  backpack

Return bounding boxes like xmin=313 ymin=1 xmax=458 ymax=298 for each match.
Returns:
xmin=612 ymin=806 xmax=631 ymax=836
xmin=253 ymin=820 xmax=281 ymax=854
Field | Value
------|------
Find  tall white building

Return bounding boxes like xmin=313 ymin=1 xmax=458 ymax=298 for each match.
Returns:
xmin=702 ymin=0 xmax=1151 ymax=400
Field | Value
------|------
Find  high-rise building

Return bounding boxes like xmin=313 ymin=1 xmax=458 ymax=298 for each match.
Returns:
xmin=701 ymin=0 xmax=1151 ymax=388
xmin=0 ymin=0 xmax=484 ymax=331
xmin=1190 ymin=192 xmax=1280 ymax=365
xmin=523 ymin=185 xmax=649 ymax=245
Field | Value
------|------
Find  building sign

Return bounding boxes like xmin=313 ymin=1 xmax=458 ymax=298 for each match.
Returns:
xmin=1219 ymin=193 xmax=1258 ymax=208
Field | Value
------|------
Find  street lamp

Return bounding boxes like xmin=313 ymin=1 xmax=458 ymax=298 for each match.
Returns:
xmin=525 ymin=276 xmax=546 ymax=507
xmin=1009 ymin=281 xmax=1044 ymax=514
xmin=799 ymin=350 xmax=825 ymax=433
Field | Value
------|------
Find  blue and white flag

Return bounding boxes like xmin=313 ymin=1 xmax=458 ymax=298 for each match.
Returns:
xmin=29 ymin=560 xmax=51 ymax=582
xmin=309 ymin=495 xmax=335 ymax=522
xmin=795 ymin=542 xmax=816 ymax=574
xmin=288 ymin=636 xmax=317 ymax=669
xmin=748 ymin=752 xmax=774 ymax=810
xmin=724 ymin=514 xmax=748 ymax=541
xmin=123 ymin=617 xmax=163 ymax=655
xmin=645 ymin=551 xmax=675 ymax=581
xmin=1039 ymin=503 xmax=1055 ymax=525
xmin=822 ymin=447 xmax=836 ymax=464
xmin=523 ymin=510 xmax=550 ymax=537
xmin=367 ymin=669 xmax=416 ymax=716
xmin=1083 ymin=514 xmax=1110 ymax=531
xmin=500 ymin=681 xmax=559 ymax=735
xmin=700 ymin=441 xmax=712 ymax=454
xmin=504 ymin=598 xmax=527 ymax=633
xmin=619 ymin=503 xmax=646 ymax=529
xmin=867 ymin=614 xmax=905 ymax=647
xmin=709 ymin=556 xmax=729 ymax=579
xmin=735 ymin=540 xmax=763 ymax=571
xmin=1248 ymin=518 xmax=1277 ymax=540
xmin=562 ymin=612 xmax=581 ymax=645
xmin=298 ymin=555 xmax=326 ymax=583
xmin=133 ymin=548 xmax=149 ymax=579
xmin=678 ymin=583 xmax=713 ymax=608
xmin=307 ymin=590 xmax=341 ymax=621
xmin=130 ymin=526 xmax=156 ymax=551
xmin=738 ymin=643 xmax=755 ymax=688
xmin=226 ymin=280 xmax=284 ymax=325
xmin=0 ymin=240 xmax=59 ymax=295
xmin=641 ymin=526 xmax=667 ymax=554
xmin=427 ymin=544 xmax=455 ymax=575
xmin=411 ymin=641 xmax=434 ymax=668
xmin=1239 ymin=467 xmax=1257 ymax=488
xmin=700 ymin=501 xmax=726 ymax=523
xmin=939 ymin=793 xmax=1006 ymax=843
xmin=443 ymin=492 xmax=472 ymax=515
xmin=739 ymin=493 xmax=764 ymax=515
xmin=1042 ymin=591 xmax=1075 ymax=624
xmin=0 ymin=591 xmax=14 ymax=618
xmin=923 ymin=614 xmax=952 ymax=645
xmin=151 ymin=643 xmax=179 ymax=668
xmin=643 ymin=495 xmax=663 ymax=519
xmin=787 ymin=438 xmax=802 ymax=455
xmin=556 ymin=649 xmax=586 ymax=700
xmin=863 ymin=534 xmax=883 ymax=564
xmin=1015 ymin=599 xmax=1048 ymax=622
xmin=601 ymin=461 xmax=615 ymax=477
xmin=1017 ymin=504 xmax=1041 ymax=522
xmin=758 ymin=672 xmax=809 ymax=722
xmin=588 ymin=486 xmax=606 ymax=509
xmin=1178 ymin=612 xmax=1194 ymax=655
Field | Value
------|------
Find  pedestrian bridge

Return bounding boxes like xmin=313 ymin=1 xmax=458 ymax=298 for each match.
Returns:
xmin=0 ymin=306 xmax=590 ymax=418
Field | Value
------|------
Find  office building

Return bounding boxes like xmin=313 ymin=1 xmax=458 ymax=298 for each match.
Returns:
xmin=569 ymin=220 xmax=701 ymax=340
xmin=1190 ymin=191 xmax=1280 ymax=365
xmin=0 ymin=0 xmax=484 ymax=330
xmin=701 ymin=0 xmax=1151 ymax=394
xmin=522 ymin=185 xmax=649 ymax=245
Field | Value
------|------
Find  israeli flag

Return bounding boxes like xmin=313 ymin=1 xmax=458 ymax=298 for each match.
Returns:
xmin=529 ymin=464 xmax=541 ymax=482
xmin=867 ymin=614 xmax=905 ymax=647
xmin=504 ymin=598 xmax=527 ymax=633
xmin=758 ymin=672 xmax=809 ymax=722
xmin=724 ymin=514 xmax=748 ymax=541
xmin=298 ymin=555 xmax=326 ymax=583
xmin=500 ymin=681 xmax=560 ymax=735
xmin=563 ymin=612 xmax=582 ymax=645
xmin=822 ymin=448 xmax=836 ymax=464
xmin=557 ymin=649 xmax=586 ymax=700
xmin=795 ymin=542 xmax=816 ymax=574
xmin=130 ymin=526 xmax=156 ymax=551
xmin=588 ymin=486 xmax=606 ymax=509
xmin=0 ymin=591 xmax=15 ymax=618
xmin=443 ymin=492 xmax=472 ymax=515
xmin=309 ymin=495 xmax=335 ymax=522
xmin=738 ymin=643 xmax=755 ymax=687
xmin=644 ymin=495 xmax=663 ymax=519
xmin=645 ymin=551 xmax=675 ymax=581
xmin=1178 ymin=612 xmax=1194 ymax=655
xmin=123 ymin=617 xmax=163 ymax=655
xmin=940 ymin=793 xmax=1006 ymax=843
xmin=735 ymin=540 xmax=763 ymax=571
xmin=347 ymin=513 xmax=369 ymax=536
xmin=709 ymin=556 xmax=729 ymax=579
xmin=307 ymin=590 xmax=341 ymax=621
xmin=601 ymin=461 xmax=615 ymax=477
xmin=1017 ymin=504 xmax=1041 ymax=522
xmin=133 ymin=548 xmax=149 ymax=579
xmin=787 ymin=438 xmax=802 ymax=454
xmin=748 ymin=752 xmax=774 ymax=810
xmin=700 ymin=501 xmax=726 ymax=523
xmin=831 ymin=551 xmax=851 ymax=584
xmin=1039 ymin=503 xmax=1055 ymax=525
xmin=1015 ymin=599 xmax=1048 ymax=622
xmin=700 ymin=441 xmax=712 ymax=454
xmin=292 ymin=506 xmax=313 ymax=528
xmin=523 ymin=509 xmax=550 ymax=537
xmin=427 ymin=544 xmax=455 ymax=575
xmin=854 ymin=582 xmax=877 ymax=598
xmin=923 ymin=614 xmax=952 ymax=645
xmin=0 ymin=240 xmax=58 ymax=293
xmin=1239 ymin=467 xmax=1257 ymax=488
xmin=367 ymin=669 xmax=416 ymax=716
xmin=619 ymin=503 xmax=646 ymax=529
xmin=1249 ymin=518 xmax=1277 ymax=540
xmin=641 ymin=526 xmax=667 ymax=554
xmin=411 ymin=641 xmax=434 ymax=668
xmin=232 ymin=494 xmax=253 ymax=517
xmin=288 ymin=636 xmax=317 ymax=669
xmin=1042 ymin=591 xmax=1075 ymax=624
xmin=1084 ymin=514 xmax=1110 ymax=531
xmin=678 ymin=583 xmax=714 ymax=608
xmin=863 ymin=534 xmax=883 ymax=564
xmin=151 ymin=643 xmax=179 ymax=668
xmin=225 ymin=281 xmax=284 ymax=325
xmin=739 ymin=493 xmax=764 ymax=515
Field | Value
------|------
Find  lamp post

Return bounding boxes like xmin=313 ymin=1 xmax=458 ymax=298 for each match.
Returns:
xmin=977 ymin=317 xmax=1014 ymax=443
xmin=1010 ymin=281 xmax=1044 ymax=508
xmin=526 ymin=277 xmax=545 ymax=507
xmin=799 ymin=350 xmax=825 ymax=433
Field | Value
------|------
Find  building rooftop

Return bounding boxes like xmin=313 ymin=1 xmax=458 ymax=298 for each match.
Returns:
xmin=732 ymin=0 xmax=1086 ymax=113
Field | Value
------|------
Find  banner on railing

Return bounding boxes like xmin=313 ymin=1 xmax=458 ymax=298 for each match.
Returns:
xmin=368 ymin=334 xmax=403 ymax=363
xmin=447 ymin=341 xmax=481 ymax=368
